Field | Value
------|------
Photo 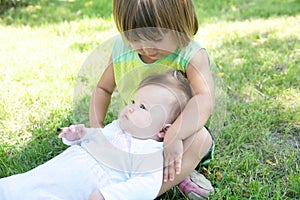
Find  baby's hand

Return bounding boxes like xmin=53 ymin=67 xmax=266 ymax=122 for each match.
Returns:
xmin=58 ymin=124 xmax=86 ymax=141
xmin=88 ymin=190 xmax=105 ymax=200
xmin=163 ymin=138 xmax=183 ymax=182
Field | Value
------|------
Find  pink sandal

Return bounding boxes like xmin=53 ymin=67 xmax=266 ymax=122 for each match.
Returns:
xmin=178 ymin=170 xmax=214 ymax=199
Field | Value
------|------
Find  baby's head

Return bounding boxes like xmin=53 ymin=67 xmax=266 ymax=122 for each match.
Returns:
xmin=138 ymin=70 xmax=192 ymax=123
xmin=113 ymin=0 xmax=198 ymax=48
xmin=119 ymin=70 xmax=192 ymax=140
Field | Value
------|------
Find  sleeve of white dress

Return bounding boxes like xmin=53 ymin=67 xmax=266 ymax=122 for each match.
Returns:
xmin=61 ymin=137 xmax=81 ymax=146
xmin=100 ymin=170 xmax=163 ymax=200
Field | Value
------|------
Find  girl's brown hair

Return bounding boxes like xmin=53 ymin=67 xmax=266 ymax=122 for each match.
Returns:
xmin=113 ymin=0 xmax=198 ymax=47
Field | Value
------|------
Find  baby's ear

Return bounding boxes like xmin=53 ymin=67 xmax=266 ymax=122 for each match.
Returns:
xmin=158 ymin=124 xmax=172 ymax=139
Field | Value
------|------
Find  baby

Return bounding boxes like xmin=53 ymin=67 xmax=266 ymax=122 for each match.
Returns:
xmin=0 ymin=70 xmax=192 ymax=200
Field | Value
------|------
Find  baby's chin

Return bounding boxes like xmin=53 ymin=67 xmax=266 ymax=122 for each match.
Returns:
xmin=120 ymin=123 xmax=154 ymax=140
xmin=119 ymin=119 xmax=136 ymax=134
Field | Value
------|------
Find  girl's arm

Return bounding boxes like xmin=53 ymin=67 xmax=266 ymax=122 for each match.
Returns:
xmin=163 ymin=49 xmax=215 ymax=180
xmin=89 ymin=56 xmax=116 ymax=128
xmin=174 ymin=48 xmax=215 ymax=138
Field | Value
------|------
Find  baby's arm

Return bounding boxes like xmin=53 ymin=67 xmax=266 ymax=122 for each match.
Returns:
xmin=58 ymin=124 xmax=87 ymax=141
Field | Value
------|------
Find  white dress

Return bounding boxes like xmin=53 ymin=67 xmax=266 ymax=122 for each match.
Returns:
xmin=0 ymin=120 xmax=163 ymax=200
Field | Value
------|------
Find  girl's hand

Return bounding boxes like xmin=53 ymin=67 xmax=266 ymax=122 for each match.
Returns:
xmin=58 ymin=124 xmax=86 ymax=141
xmin=163 ymin=138 xmax=183 ymax=182
xmin=88 ymin=190 xmax=105 ymax=200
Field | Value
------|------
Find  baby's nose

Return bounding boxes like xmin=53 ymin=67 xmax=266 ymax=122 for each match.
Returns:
xmin=128 ymin=107 xmax=135 ymax=113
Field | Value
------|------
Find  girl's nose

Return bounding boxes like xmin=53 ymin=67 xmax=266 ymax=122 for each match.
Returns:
xmin=142 ymin=47 xmax=153 ymax=54
xmin=141 ymin=41 xmax=154 ymax=50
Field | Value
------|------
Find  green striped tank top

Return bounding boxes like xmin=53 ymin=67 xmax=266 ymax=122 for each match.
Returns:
xmin=112 ymin=36 xmax=204 ymax=104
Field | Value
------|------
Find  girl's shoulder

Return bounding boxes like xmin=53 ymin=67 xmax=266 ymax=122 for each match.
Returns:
xmin=112 ymin=35 xmax=126 ymax=50
xmin=178 ymin=40 xmax=205 ymax=58
xmin=174 ymin=40 xmax=206 ymax=68
xmin=112 ymin=35 xmax=135 ymax=63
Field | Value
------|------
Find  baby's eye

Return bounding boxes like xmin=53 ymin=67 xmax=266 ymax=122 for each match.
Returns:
xmin=139 ymin=104 xmax=146 ymax=110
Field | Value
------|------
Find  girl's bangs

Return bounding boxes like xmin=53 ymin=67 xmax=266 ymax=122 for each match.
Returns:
xmin=124 ymin=28 xmax=168 ymax=42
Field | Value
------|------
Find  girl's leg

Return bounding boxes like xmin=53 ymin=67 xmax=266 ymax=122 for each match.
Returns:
xmin=157 ymin=127 xmax=213 ymax=196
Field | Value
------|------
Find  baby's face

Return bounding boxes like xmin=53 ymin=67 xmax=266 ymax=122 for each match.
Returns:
xmin=119 ymin=85 xmax=176 ymax=140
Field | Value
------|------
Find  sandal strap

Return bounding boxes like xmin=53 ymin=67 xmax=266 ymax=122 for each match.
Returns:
xmin=178 ymin=176 xmax=210 ymax=198
xmin=190 ymin=170 xmax=214 ymax=191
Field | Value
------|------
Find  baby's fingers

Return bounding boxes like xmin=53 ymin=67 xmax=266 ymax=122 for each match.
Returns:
xmin=58 ymin=127 xmax=70 ymax=138
xmin=174 ymin=156 xmax=182 ymax=175
xmin=167 ymin=162 xmax=175 ymax=181
xmin=163 ymin=159 xmax=169 ymax=182
xmin=163 ymin=159 xmax=176 ymax=182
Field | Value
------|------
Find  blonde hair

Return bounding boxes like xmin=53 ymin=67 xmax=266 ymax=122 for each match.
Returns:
xmin=138 ymin=70 xmax=192 ymax=123
xmin=113 ymin=0 xmax=198 ymax=47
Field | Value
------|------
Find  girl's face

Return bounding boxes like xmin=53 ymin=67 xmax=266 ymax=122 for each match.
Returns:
xmin=119 ymin=85 xmax=175 ymax=140
xmin=129 ymin=31 xmax=178 ymax=64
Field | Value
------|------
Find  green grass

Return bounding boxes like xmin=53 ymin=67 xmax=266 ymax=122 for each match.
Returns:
xmin=0 ymin=0 xmax=299 ymax=199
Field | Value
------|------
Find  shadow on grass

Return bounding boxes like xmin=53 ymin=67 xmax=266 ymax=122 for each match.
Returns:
xmin=0 ymin=96 xmax=118 ymax=178
xmin=209 ymin=30 xmax=299 ymax=198
xmin=0 ymin=109 xmax=73 ymax=177
xmin=195 ymin=0 xmax=300 ymax=23
xmin=215 ymin=97 xmax=299 ymax=198
xmin=1 ymin=0 xmax=112 ymax=26
xmin=1 ymin=0 xmax=300 ymax=26
xmin=211 ymin=28 xmax=299 ymax=95
xmin=0 ymin=1 xmax=298 ymax=198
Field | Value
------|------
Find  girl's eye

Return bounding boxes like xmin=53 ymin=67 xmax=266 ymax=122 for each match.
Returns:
xmin=139 ymin=104 xmax=146 ymax=110
xmin=153 ymin=38 xmax=163 ymax=42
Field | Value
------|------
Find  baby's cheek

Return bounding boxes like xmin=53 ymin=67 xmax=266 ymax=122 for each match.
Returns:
xmin=131 ymin=112 xmax=152 ymax=129
xmin=150 ymin=105 xmax=168 ymax=124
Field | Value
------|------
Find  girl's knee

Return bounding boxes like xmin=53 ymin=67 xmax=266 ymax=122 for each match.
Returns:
xmin=197 ymin=128 xmax=213 ymax=159
xmin=189 ymin=128 xmax=213 ymax=161
xmin=183 ymin=127 xmax=213 ymax=161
